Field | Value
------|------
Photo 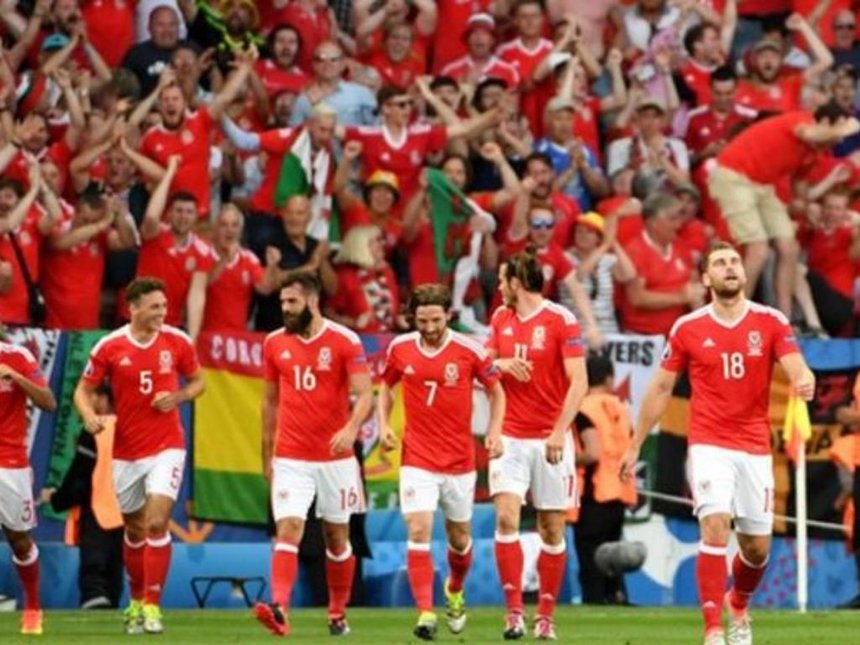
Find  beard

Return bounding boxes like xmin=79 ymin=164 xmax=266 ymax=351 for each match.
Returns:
xmin=283 ymin=305 xmax=313 ymax=334
xmin=712 ymin=283 xmax=743 ymax=299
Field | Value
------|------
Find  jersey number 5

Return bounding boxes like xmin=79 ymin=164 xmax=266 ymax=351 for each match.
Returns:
xmin=139 ymin=370 xmax=153 ymax=395
xmin=293 ymin=366 xmax=317 ymax=391
xmin=720 ymin=352 xmax=746 ymax=380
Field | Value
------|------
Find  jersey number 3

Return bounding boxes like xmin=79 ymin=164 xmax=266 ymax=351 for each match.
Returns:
xmin=720 ymin=352 xmax=745 ymax=380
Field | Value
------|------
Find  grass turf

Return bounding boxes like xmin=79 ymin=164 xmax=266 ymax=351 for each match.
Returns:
xmin=0 ymin=606 xmax=855 ymax=644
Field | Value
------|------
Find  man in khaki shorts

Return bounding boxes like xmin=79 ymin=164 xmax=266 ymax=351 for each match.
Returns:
xmin=708 ymin=103 xmax=859 ymax=317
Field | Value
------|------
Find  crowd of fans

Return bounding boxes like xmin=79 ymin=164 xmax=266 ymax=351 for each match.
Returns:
xmin=1 ymin=0 xmax=860 ymax=341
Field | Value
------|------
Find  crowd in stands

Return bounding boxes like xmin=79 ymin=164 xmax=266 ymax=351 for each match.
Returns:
xmin=1 ymin=0 xmax=860 ymax=341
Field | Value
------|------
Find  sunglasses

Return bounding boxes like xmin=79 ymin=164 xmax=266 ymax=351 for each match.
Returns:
xmin=530 ymin=218 xmax=555 ymax=230
xmin=314 ymin=54 xmax=343 ymax=63
xmin=835 ymin=23 xmax=856 ymax=30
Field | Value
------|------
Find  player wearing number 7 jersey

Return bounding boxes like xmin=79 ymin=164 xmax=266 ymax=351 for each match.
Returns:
xmin=487 ymin=249 xmax=588 ymax=641
xmin=255 ymin=270 xmax=373 ymax=638
xmin=378 ymin=284 xmax=506 ymax=641
xmin=623 ymin=242 xmax=815 ymax=645
xmin=74 ymin=277 xmax=205 ymax=636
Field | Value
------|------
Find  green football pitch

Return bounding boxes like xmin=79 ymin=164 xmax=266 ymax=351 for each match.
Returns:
xmin=0 ymin=606 xmax=856 ymax=644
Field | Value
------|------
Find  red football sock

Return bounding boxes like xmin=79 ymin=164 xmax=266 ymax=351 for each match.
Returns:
xmin=13 ymin=544 xmax=40 ymax=610
xmin=729 ymin=552 xmax=768 ymax=611
xmin=536 ymin=540 xmax=567 ymax=618
xmin=696 ymin=543 xmax=728 ymax=634
xmin=123 ymin=533 xmax=145 ymax=602
xmin=143 ymin=533 xmax=172 ymax=605
xmin=494 ymin=532 xmax=524 ymax=614
xmin=326 ymin=544 xmax=355 ymax=619
xmin=271 ymin=540 xmax=299 ymax=609
xmin=407 ymin=543 xmax=435 ymax=612
xmin=446 ymin=539 xmax=473 ymax=593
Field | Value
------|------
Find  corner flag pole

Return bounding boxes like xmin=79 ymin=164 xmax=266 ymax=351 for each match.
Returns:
xmin=796 ymin=434 xmax=808 ymax=614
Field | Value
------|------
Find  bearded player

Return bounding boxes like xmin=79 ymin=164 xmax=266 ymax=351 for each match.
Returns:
xmin=74 ymin=277 xmax=205 ymax=635
xmin=487 ymin=249 xmax=588 ymax=640
xmin=254 ymin=271 xmax=373 ymax=637
xmin=623 ymin=242 xmax=815 ymax=645
xmin=378 ymin=283 xmax=506 ymax=640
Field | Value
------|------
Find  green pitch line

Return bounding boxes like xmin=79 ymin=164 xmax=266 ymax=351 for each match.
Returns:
xmin=0 ymin=606 xmax=856 ymax=643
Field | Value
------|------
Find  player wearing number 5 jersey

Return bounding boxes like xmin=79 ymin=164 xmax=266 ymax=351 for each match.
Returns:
xmin=74 ymin=277 xmax=205 ymax=636
xmin=624 ymin=242 xmax=814 ymax=645
xmin=486 ymin=249 xmax=588 ymax=641
xmin=255 ymin=271 xmax=373 ymax=638
xmin=378 ymin=284 xmax=505 ymax=641
xmin=0 ymin=334 xmax=56 ymax=636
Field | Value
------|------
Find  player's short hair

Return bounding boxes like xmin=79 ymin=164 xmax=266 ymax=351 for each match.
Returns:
xmin=503 ymin=247 xmax=544 ymax=293
xmin=814 ymin=100 xmax=848 ymax=124
xmin=407 ymin=283 xmax=453 ymax=317
xmin=586 ymin=352 xmax=614 ymax=386
xmin=701 ymin=240 xmax=740 ymax=272
xmin=642 ymin=193 xmax=680 ymax=221
xmin=168 ymin=191 xmax=198 ymax=208
xmin=126 ymin=277 xmax=166 ymax=304
xmin=281 ymin=270 xmax=322 ymax=296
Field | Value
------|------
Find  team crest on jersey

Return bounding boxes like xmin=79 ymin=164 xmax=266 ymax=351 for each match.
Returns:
xmin=0 ymin=378 xmax=13 ymax=393
xmin=317 ymin=347 xmax=332 ymax=371
xmin=185 ymin=257 xmax=197 ymax=272
xmin=410 ymin=150 xmax=422 ymax=166
xmin=180 ymin=129 xmax=194 ymax=144
xmin=277 ymin=489 xmax=289 ymax=502
xmin=531 ymin=326 xmax=546 ymax=350
xmin=444 ymin=362 xmax=459 ymax=386
xmin=403 ymin=486 xmax=416 ymax=501
xmin=159 ymin=350 xmax=173 ymax=374
xmin=747 ymin=331 xmax=763 ymax=357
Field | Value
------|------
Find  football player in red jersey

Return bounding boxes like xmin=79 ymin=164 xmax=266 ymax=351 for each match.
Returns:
xmin=379 ymin=284 xmax=505 ymax=640
xmin=486 ymin=249 xmax=588 ymax=640
xmin=625 ymin=242 xmax=815 ymax=645
xmin=254 ymin=271 xmax=373 ymax=638
xmin=0 ymin=330 xmax=56 ymax=636
xmin=74 ymin=277 xmax=205 ymax=635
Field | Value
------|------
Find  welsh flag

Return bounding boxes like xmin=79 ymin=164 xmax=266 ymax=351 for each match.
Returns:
xmin=783 ymin=395 xmax=812 ymax=464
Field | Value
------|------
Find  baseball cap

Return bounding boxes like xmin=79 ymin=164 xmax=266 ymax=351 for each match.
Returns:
xmin=462 ymin=13 xmax=496 ymax=42
xmin=546 ymin=96 xmax=576 ymax=112
xmin=752 ymin=38 xmax=782 ymax=55
xmin=577 ymin=212 xmax=605 ymax=236
xmin=365 ymin=170 xmax=400 ymax=201
xmin=42 ymin=34 xmax=71 ymax=52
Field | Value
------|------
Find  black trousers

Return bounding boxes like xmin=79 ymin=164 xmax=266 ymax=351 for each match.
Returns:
xmin=245 ymin=211 xmax=283 ymax=262
xmin=78 ymin=509 xmax=124 ymax=608
xmin=574 ymin=498 xmax=626 ymax=605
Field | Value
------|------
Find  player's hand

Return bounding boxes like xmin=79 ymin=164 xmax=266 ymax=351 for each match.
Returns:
xmin=379 ymin=425 xmax=398 ymax=452
xmin=620 ymin=445 xmax=640 ymax=482
xmin=330 ymin=424 xmax=357 ymax=456
xmin=39 ymin=487 xmax=55 ymax=506
xmin=263 ymin=459 xmax=273 ymax=485
xmin=545 ymin=430 xmax=565 ymax=465
xmin=585 ymin=326 xmax=604 ymax=350
xmin=0 ymin=363 xmax=18 ymax=380
xmin=495 ymin=358 xmax=533 ymax=382
xmin=83 ymin=414 xmax=107 ymax=435
xmin=792 ymin=371 xmax=815 ymax=402
xmin=152 ymin=391 xmax=182 ymax=412
xmin=485 ymin=431 xmax=503 ymax=459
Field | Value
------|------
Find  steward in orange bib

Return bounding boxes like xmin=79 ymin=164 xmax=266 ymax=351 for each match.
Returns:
xmin=569 ymin=354 xmax=637 ymax=604
xmin=834 ymin=372 xmax=860 ymax=609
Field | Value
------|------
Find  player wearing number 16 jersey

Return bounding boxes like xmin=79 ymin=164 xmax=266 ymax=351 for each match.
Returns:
xmin=625 ymin=243 xmax=814 ymax=645
xmin=255 ymin=271 xmax=373 ymax=638
xmin=487 ymin=250 xmax=588 ymax=641
xmin=74 ymin=277 xmax=205 ymax=636
xmin=378 ymin=284 xmax=505 ymax=641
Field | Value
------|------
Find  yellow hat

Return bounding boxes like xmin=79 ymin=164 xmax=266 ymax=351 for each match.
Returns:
xmin=364 ymin=170 xmax=400 ymax=202
xmin=577 ymin=212 xmax=605 ymax=236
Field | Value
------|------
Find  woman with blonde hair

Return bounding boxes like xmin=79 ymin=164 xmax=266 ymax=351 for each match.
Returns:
xmin=324 ymin=225 xmax=406 ymax=333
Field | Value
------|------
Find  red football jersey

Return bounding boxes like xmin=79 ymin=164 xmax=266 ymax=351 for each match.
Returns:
xmin=4 ymin=142 xmax=73 ymax=194
xmin=202 ymin=249 xmax=264 ymax=332
xmin=0 ymin=207 xmax=45 ymax=326
xmin=0 ymin=342 xmax=45 ymax=468
xmin=136 ymin=225 xmax=215 ymax=327
xmin=263 ymin=320 xmax=369 ymax=462
xmin=382 ymin=330 xmax=500 ymax=474
xmin=662 ymin=301 xmax=799 ymax=454
xmin=140 ymin=109 xmax=214 ymax=218
xmin=440 ymin=55 xmax=521 ymax=91
xmin=680 ymin=60 xmax=716 ymax=106
xmin=431 ymin=0 xmax=494 ymax=72
xmin=683 ymin=105 xmax=756 ymax=161
xmin=735 ymin=73 xmax=803 ymax=114
xmin=255 ymin=59 xmax=308 ymax=99
xmin=486 ymin=301 xmax=584 ymax=439
xmin=83 ymin=325 xmax=200 ymax=460
xmin=497 ymin=38 xmax=554 ymax=135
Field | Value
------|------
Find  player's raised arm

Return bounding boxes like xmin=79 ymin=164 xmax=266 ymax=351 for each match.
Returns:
xmin=623 ymin=367 xmax=679 ymax=480
xmin=779 ymin=352 xmax=816 ymax=401
xmin=546 ymin=355 xmax=588 ymax=464
xmin=261 ymin=380 xmax=278 ymax=483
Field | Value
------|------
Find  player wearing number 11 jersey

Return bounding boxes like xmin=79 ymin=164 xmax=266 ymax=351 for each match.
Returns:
xmin=625 ymin=243 xmax=814 ymax=645
xmin=74 ymin=277 xmax=205 ymax=636
xmin=255 ymin=271 xmax=373 ymax=638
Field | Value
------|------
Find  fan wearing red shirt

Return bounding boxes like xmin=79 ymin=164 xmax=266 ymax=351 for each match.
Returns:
xmin=440 ymin=14 xmax=520 ymax=90
xmin=486 ymin=250 xmax=587 ymax=641
xmin=136 ymin=157 xmax=215 ymax=341
xmin=431 ymin=0 xmax=494 ymax=73
xmin=255 ymin=25 xmax=308 ymax=99
xmin=679 ymin=22 xmax=729 ymax=107
xmin=254 ymin=271 xmax=373 ymax=638
xmin=378 ymin=284 xmax=505 ymax=638
xmin=626 ymin=243 xmax=814 ymax=645
xmin=74 ymin=277 xmax=204 ymax=635
xmin=274 ymin=0 xmax=333 ymax=73
xmin=709 ymin=105 xmax=860 ymax=317
xmin=362 ymin=22 xmax=426 ymax=90
xmin=0 ymin=339 xmax=56 ymax=637
xmin=621 ymin=193 xmax=703 ymax=336
xmin=136 ymin=49 xmax=257 ymax=219
xmin=203 ymin=204 xmax=278 ymax=333
xmin=4 ymin=113 xmax=79 ymax=195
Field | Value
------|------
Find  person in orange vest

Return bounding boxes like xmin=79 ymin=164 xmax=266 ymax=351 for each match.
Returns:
xmin=42 ymin=385 xmax=124 ymax=609
xmin=570 ymin=353 xmax=638 ymax=605
xmin=834 ymin=372 xmax=860 ymax=609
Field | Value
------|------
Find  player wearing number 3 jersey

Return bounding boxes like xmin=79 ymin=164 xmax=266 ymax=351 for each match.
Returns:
xmin=625 ymin=243 xmax=814 ymax=645
xmin=74 ymin=277 xmax=205 ymax=636
xmin=255 ymin=271 xmax=373 ymax=638
xmin=486 ymin=249 xmax=588 ymax=641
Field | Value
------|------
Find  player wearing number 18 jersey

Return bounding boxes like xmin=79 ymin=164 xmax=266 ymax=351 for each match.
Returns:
xmin=487 ymin=250 xmax=588 ymax=641
xmin=255 ymin=271 xmax=373 ymax=638
xmin=626 ymin=243 xmax=814 ymax=645
xmin=74 ymin=277 xmax=205 ymax=636
xmin=379 ymin=284 xmax=505 ymax=640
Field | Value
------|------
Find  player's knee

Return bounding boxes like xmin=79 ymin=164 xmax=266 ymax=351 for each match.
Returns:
xmin=495 ymin=510 xmax=519 ymax=535
xmin=407 ymin=524 xmax=432 ymax=543
xmin=740 ymin=540 xmax=770 ymax=566
xmin=699 ymin=514 xmax=731 ymax=546
xmin=7 ymin=532 xmax=34 ymax=560
xmin=322 ymin=522 xmax=350 ymax=552
xmin=145 ymin=516 xmax=170 ymax=538
xmin=446 ymin=524 xmax=471 ymax=552
xmin=275 ymin=518 xmax=304 ymax=542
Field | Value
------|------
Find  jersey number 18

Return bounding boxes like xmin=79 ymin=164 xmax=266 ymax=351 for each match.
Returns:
xmin=720 ymin=352 xmax=746 ymax=380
